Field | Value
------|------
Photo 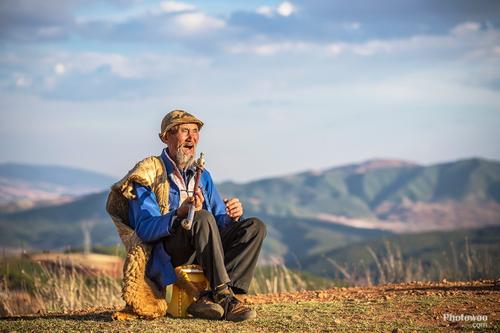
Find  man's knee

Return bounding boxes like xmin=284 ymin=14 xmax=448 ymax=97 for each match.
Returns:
xmin=242 ymin=217 xmax=266 ymax=239
xmin=193 ymin=210 xmax=218 ymax=233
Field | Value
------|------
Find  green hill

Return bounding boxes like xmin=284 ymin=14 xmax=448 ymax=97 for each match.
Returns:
xmin=0 ymin=192 xmax=116 ymax=250
xmin=220 ymin=157 xmax=500 ymax=216
xmin=219 ymin=158 xmax=500 ymax=231
xmin=1 ymin=157 xmax=499 ymax=271
xmin=252 ymin=213 xmax=391 ymax=263
xmin=0 ymin=196 xmax=391 ymax=262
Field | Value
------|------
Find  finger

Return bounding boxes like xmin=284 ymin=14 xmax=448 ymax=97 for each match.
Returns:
xmin=225 ymin=202 xmax=240 ymax=211
xmin=228 ymin=205 xmax=242 ymax=216
xmin=223 ymin=198 xmax=228 ymax=203
xmin=196 ymin=198 xmax=204 ymax=207
xmin=229 ymin=210 xmax=242 ymax=220
xmin=194 ymin=193 xmax=203 ymax=207
xmin=226 ymin=200 xmax=242 ymax=210
xmin=226 ymin=205 xmax=241 ymax=216
xmin=225 ymin=198 xmax=240 ymax=209
xmin=226 ymin=202 xmax=241 ymax=212
xmin=226 ymin=198 xmax=239 ymax=204
xmin=194 ymin=198 xmax=203 ymax=211
xmin=228 ymin=211 xmax=241 ymax=219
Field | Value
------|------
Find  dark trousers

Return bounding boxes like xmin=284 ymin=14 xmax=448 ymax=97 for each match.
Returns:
xmin=163 ymin=210 xmax=266 ymax=293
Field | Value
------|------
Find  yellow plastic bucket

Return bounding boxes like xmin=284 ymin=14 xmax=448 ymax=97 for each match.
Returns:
xmin=166 ymin=265 xmax=208 ymax=317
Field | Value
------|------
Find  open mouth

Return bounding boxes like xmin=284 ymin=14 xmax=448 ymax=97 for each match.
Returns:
xmin=181 ymin=143 xmax=195 ymax=155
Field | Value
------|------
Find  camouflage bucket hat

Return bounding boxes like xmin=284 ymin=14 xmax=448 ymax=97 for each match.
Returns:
xmin=159 ymin=109 xmax=204 ymax=137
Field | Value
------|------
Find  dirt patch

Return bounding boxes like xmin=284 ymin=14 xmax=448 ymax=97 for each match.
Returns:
xmin=1 ymin=280 xmax=498 ymax=332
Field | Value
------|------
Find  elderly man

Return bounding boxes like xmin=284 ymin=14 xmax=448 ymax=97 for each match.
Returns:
xmin=126 ymin=110 xmax=266 ymax=321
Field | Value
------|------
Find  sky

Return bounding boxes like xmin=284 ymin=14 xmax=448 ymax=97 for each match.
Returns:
xmin=1 ymin=0 xmax=500 ymax=183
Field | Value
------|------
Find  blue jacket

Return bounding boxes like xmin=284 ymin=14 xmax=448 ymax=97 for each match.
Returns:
xmin=128 ymin=149 xmax=233 ymax=289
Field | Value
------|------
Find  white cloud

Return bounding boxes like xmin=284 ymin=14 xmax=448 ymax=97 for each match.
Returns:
xmin=352 ymin=40 xmax=392 ymax=56
xmin=256 ymin=3 xmax=297 ymax=17
xmin=14 ymin=74 xmax=32 ymax=87
xmin=256 ymin=6 xmax=273 ymax=17
xmin=277 ymin=1 xmax=295 ymax=17
xmin=78 ymin=1 xmax=199 ymax=24
xmin=79 ymin=53 xmax=136 ymax=78
xmin=54 ymin=63 xmax=65 ymax=75
xmin=327 ymin=43 xmax=346 ymax=56
xmin=226 ymin=41 xmax=312 ymax=55
xmin=324 ymin=23 xmax=493 ymax=58
xmin=228 ymin=38 xmax=393 ymax=57
xmin=325 ymin=36 xmax=431 ymax=57
xmin=43 ymin=53 xmax=140 ymax=79
xmin=36 ymin=51 xmax=212 ymax=85
xmin=76 ymin=4 xmax=159 ymax=24
xmin=225 ymin=20 xmax=500 ymax=61
xmin=160 ymin=1 xmax=196 ymax=14
xmin=173 ymin=12 xmax=225 ymax=33
xmin=451 ymin=21 xmax=481 ymax=35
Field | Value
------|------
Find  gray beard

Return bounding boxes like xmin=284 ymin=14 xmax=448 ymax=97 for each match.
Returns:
xmin=176 ymin=147 xmax=195 ymax=170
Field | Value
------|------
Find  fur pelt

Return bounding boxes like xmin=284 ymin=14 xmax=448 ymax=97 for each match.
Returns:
xmin=106 ymin=155 xmax=169 ymax=319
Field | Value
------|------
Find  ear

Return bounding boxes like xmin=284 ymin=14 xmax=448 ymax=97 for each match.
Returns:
xmin=159 ymin=132 xmax=168 ymax=144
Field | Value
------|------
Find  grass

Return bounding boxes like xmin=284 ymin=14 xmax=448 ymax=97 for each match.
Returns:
xmin=1 ymin=286 xmax=498 ymax=332
xmin=1 ymin=249 xmax=499 ymax=332
xmin=0 ymin=255 xmax=123 ymax=316
xmin=0 ymin=254 xmax=336 ymax=316
xmin=250 ymin=265 xmax=338 ymax=294
xmin=319 ymin=235 xmax=500 ymax=286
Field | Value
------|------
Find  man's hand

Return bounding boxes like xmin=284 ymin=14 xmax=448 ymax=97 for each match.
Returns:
xmin=224 ymin=197 xmax=243 ymax=221
xmin=176 ymin=187 xmax=204 ymax=218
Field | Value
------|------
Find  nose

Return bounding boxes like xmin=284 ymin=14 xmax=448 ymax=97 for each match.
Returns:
xmin=186 ymin=129 xmax=197 ymax=142
xmin=185 ymin=131 xmax=197 ymax=143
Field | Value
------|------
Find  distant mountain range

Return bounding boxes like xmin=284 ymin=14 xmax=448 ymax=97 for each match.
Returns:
xmin=219 ymin=157 xmax=500 ymax=232
xmin=0 ymin=163 xmax=117 ymax=212
xmin=0 ymin=157 xmax=499 ymax=269
xmin=0 ymin=191 xmax=114 ymax=250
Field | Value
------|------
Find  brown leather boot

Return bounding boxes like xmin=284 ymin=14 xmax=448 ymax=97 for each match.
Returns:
xmin=214 ymin=287 xmax=256 ymax=322
xmin=187 ymin=291 xmax=224 ymax=320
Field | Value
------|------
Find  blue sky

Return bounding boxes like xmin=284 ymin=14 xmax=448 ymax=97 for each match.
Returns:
xmin=1 ymin=0 xmax=499 ymax=182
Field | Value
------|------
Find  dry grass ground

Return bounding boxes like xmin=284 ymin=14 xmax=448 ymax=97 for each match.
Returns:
xmin=1 ymin=280 xmax=498 ymax=332
xmin=28 ymin=252 xmax=123 ymax=278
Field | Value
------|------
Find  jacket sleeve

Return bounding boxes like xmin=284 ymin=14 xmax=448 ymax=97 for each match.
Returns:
xmin=128 ymin=182 xmax=179 ymax=243
xmin=203 ymin=171 xmax=233 ymax=230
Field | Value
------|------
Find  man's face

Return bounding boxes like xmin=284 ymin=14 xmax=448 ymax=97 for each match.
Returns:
xmin=165 ymin=123 xmax=200 ymax=169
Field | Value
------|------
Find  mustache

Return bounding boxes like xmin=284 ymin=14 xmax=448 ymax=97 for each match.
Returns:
xmin=178 ymin=142 xmax=195 ymax=149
